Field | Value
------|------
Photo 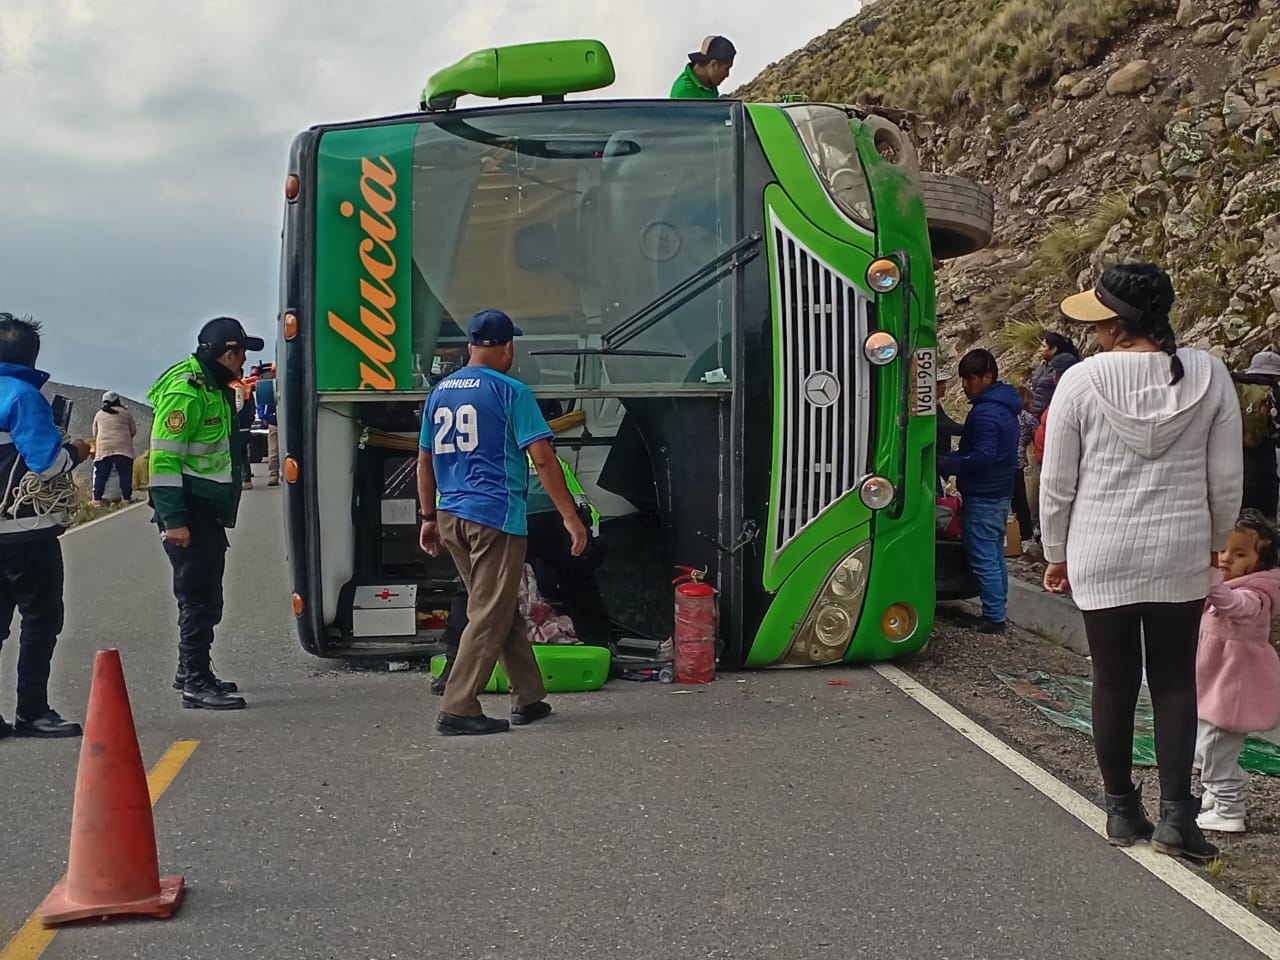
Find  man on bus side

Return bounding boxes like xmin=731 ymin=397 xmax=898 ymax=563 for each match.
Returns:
xmin=941 ymin=349 xmax=1022 ymax=634
xmin=148 ymin=317 xmax=264 ymax=710
xmin=418 ymin=308 xmax=588 ymax=736
xmin=671 ymin=36 xmax=736 ymax=99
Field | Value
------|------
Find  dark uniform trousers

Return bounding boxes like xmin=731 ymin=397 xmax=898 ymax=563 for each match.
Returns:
xmin=161 ymin=506 xmax=229 ymax=676
xmin=0 ymin=537 xmax=64 ymax=719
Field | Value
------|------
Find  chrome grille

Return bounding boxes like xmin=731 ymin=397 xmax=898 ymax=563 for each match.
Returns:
xmin=771 ymin=217 xmax=871 ymax=558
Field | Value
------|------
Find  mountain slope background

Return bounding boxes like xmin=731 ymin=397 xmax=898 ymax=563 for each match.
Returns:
xmin=42 ymin=383 xmax=153 ymax=463
xmin=738 ymin=0 xmax=1280 ymax=376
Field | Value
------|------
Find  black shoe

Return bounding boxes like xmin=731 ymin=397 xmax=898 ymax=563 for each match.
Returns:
xmin=14 ymin=709 xmax=83 ymax=738
xmin=977 ymin=619 xmax=1007 ymax=634
xmin=1104 ymin=785 xmax=1155 ymax=847
xmin=181 ymin=681 xmax=247 ymax=711
xmin=511 ymin=701 xmax=553 ymax=726
xmin=435 ymin=712 xmax=509 ymax=736
xmin=1152 ymin=798 xmax=1219 ymax=863
xmin=0 ymin=714 xmax=12 ymax=739
xmin=173 ymin=670 xmax=239 ymax=693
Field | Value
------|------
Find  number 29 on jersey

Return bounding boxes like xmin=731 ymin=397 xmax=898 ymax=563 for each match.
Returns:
xmin=433 ymin=404 xmax=479 ymax=454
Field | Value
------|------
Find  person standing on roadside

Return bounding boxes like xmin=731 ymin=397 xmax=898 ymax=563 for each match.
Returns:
xmin=941 ymin=349 xmax=1022 ymax=634
xmin=149 ymin=317 xmax=264 ymax=711
xmin=255 ymin=365 xmax=281 ymax=487
xmin=1232 ymin=349 xmax=1280 ymax=518
xmin=1041 ymin=263 xmax=1241 ymax=862
xmin=91 ymin=391 xmax=137 ymax=505
xmin=417 ymin=309 xmax=587 ymax=736
xmin=671 ymin=36 xmax=736 ymax=99
xmin=0 ymin=312 xmax=89 ymax=739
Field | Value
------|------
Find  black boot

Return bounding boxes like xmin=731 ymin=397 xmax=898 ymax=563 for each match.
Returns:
xmin=182 ymin=678 xmax=247 ymax=710
xmin=1152 ymin=798 xmax=1219 ymax=863
xmin=173 ymin=666 xmax=239 ymax=693
xmin=1104 ymin=785 xmax=1154 ymax=846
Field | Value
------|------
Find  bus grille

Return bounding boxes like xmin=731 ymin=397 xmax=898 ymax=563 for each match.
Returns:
xmin=771 ymin=218 xmax=871 ymax=558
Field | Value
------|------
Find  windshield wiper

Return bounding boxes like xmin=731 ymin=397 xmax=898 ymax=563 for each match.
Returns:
xmin=528 ymin=347 xmax=686 ymax=358
xmin=601 ymin=232 xmax=762 ymax=351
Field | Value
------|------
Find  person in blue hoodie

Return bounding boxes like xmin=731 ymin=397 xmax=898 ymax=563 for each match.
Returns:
xmin=0 ymin=313 xmax=90 ymax=738
xmin=941 ymin=349 xmax=1022 ymax=633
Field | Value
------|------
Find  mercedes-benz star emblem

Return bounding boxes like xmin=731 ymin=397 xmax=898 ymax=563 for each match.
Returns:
xmin=803 ymin=371 xmax=840 ymax=408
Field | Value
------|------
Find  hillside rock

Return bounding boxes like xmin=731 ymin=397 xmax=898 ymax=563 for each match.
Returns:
xmin=1107 ymin=59 xmax=1157 ymax=95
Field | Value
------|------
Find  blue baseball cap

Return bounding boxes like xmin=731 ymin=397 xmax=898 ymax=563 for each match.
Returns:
xmin=466 ymin=308 xmax=522 ymax=347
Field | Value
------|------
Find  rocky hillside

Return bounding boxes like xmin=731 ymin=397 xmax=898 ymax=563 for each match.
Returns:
xmin=739 ymin=0 xmax=1280 ymax=378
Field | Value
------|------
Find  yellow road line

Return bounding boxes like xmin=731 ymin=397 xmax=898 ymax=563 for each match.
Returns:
xmin=0 ymin=739 xmax=199 ymax=960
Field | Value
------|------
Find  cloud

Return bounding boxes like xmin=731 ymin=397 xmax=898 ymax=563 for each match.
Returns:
xmin=0 ymin=0 xmax=861 ymax=395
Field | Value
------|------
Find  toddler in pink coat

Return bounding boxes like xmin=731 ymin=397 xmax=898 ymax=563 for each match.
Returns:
xmin=1195 ymin=510 xmax=1280 ymax=834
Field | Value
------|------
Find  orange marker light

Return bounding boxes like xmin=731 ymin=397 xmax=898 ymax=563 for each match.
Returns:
xmin=285 ymin=457 xmax=299 ymax=483
xmin=285 ymin=174 xmax=300 ymax=201
xmin=292 ymin=593 xmax=304 ymax=616
xmin=283 ymin=311 xmax=298 ymax=340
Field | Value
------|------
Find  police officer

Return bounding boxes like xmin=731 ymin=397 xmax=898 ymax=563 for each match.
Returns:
xmin=149 ymin=317 xmax=264 ymax=711
xmin=418 ymin=308 xmax=587 ymax=735
xmin=0 ymin=312 xmax=89 ymax=738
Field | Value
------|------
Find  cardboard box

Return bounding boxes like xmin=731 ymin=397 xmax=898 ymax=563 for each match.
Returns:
xmin=1005 ymin=517 xmax=1022 ymax=558
xmin=352 ymin=584 xmax=418 ymax=638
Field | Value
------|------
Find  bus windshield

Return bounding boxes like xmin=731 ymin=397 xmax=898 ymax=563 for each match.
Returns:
xmin=408 ymin=102 xmax=738 ymax=391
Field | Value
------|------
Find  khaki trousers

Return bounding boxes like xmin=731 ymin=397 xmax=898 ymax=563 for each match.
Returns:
xmin=266 ymin=424 xmax=280 ymax=483
xmin=439 ymin=512 xmax=546 ymax=717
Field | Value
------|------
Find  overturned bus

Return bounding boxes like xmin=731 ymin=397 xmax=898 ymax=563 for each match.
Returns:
xmin=276 ymin=39 xmax=991 ymax=667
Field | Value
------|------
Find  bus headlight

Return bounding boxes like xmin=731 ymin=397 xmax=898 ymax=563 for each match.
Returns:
xmin=783 ymin=542 xmax=871 ymax=666
xmin=858 ymin=475 xmax=895 ymax=510
xmin=867 ymin=258 xmax=901 ymax=292
xmin=863 ymin=331 xmax=899 ymax=365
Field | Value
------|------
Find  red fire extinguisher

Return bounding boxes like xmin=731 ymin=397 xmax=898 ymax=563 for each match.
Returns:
xmin=672 ymin=566 xmax=717 ymax=684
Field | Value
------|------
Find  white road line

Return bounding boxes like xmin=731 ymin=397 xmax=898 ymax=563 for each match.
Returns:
xmin=61 ymin=500 xmax=146 ymax=537
xmin=872 ymin=662 xmax=1280 ymax=960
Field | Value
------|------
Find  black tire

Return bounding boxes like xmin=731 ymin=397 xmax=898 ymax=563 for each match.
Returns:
xmin=922 ymin=172 xmax=995 ymax=261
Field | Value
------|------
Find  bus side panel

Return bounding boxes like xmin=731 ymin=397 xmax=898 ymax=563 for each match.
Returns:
xmin=280 ymin=129 xmax=328 ymax=655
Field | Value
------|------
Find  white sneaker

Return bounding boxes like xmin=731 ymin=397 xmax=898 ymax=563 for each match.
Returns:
xmin=1200 ymin=790 xmax=1215 ymax=813
xmin=1197 ymin=808 xmax=1246 ymax=833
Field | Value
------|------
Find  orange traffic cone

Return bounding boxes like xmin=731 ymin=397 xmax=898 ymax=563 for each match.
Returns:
xmin=38 ymin=649 xmax=184 ymax=926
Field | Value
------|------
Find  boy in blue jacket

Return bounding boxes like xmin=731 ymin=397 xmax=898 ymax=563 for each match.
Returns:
xmin=941 ymin=349 xmax=1022 ymax=633
xmin=0 ymin=313 xmax=90 ymax=737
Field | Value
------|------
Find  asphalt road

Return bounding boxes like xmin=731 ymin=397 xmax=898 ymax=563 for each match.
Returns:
xmin=0 ymin=490 xmax=1269 ymax=959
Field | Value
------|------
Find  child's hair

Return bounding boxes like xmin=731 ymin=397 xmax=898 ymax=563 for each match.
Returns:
xmin=1236 ymin=509 xmax=1279 ymax=570
xmin=1015 ymin=385 xmax=1035 ymax=410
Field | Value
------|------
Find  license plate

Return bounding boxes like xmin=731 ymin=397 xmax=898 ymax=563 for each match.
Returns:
xmin=913 ymin=348 xmax=936 ymax=416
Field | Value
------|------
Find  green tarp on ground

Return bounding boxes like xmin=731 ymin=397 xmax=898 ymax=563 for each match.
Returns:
xmin=993 ymin=669 xmax=1280 ymax=778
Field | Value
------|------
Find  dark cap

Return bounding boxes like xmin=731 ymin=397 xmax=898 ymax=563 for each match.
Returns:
xmin=1050 ymin=353 xmax=1079 ymax=375
xmin=466 ymin=308 xmax=523 ymax=347
xmin=198 ymin=316 xmax=265 ymax=353
xmin=689 ymin=35 xmax=736 ymax=65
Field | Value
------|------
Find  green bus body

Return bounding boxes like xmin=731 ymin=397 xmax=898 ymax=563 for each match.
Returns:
xmin=278 ymin=42 xmax=945 ymax=667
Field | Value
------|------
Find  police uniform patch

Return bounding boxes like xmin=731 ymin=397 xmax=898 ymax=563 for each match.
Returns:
xmin=164 ymin=410 xmax=187 ymax=434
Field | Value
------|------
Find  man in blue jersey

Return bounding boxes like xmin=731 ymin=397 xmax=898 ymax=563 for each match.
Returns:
xmin=417 ymin=308 xmax=588 ymax=736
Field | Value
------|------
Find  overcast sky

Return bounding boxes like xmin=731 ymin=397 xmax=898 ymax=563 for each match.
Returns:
xmin=0 ymin=0 xmax=859 ymax=398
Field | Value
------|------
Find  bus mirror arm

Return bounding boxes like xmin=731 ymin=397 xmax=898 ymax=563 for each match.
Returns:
xmin=697 ymin=519 xmax=759 ymax=556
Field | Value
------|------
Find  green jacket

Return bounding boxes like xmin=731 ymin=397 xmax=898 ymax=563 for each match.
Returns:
xmin=670 ymin=64 xmax=719 ymax=99
xmin=526 ymin=454 xmax=600 ymax=534
xmin=147 ymin=354 xmax=244 ymax=529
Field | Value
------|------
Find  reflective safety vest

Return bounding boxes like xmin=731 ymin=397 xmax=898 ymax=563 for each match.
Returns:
xmin=527 ymin=454 xmax=600 ymax=535
xmin=147 ymin=355 xmax=244 ymax=530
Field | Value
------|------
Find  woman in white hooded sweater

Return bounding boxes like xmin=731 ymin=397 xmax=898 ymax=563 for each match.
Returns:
xmin=1040 ymin=263 xmax=1242 ymax=863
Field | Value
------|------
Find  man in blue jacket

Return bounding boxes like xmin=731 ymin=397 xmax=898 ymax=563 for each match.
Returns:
xmin=941 ymin=349 xmax=1021 ymax=634
xmin=0 ymin=313 xmax=90 ymax=738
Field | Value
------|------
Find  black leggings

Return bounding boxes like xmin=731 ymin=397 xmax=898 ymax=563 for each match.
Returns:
xmin=1080 ymin=599 xmax=1204 ymax=801
xmin=1012 ymin=467 xmax=1033 ymax=542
